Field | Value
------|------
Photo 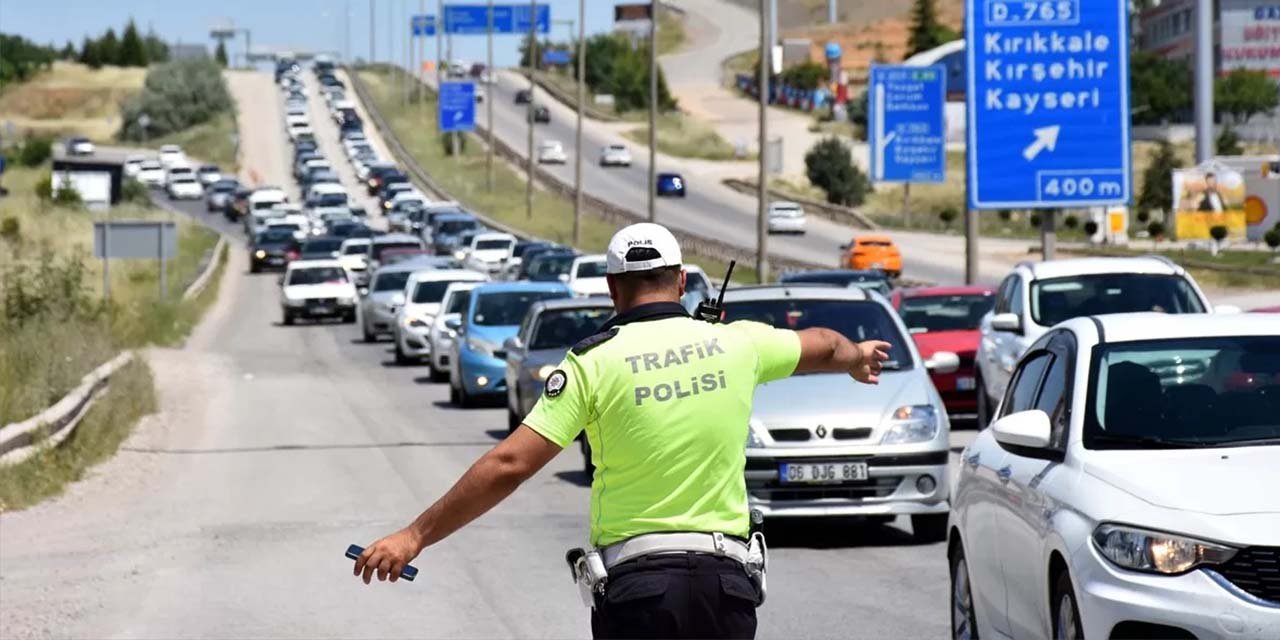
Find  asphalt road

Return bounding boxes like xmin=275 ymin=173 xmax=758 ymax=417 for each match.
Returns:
xmin=0 ymin=71 xmax=963 ymax=639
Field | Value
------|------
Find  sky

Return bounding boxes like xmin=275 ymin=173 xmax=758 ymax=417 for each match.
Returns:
xmin=1 ymin=1 xmax=640 ymax=68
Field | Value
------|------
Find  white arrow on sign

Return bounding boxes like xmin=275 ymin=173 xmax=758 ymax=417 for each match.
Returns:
xmin=1022 ymin=125 xmax=1060 ymax=161
xmin=452 ymin=110 xmax=463 ymax=124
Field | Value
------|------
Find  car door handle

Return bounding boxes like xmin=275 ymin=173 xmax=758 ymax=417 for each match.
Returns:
xmin=997 ymin=466 xmax=1012 ymax=483
xmin=964 ymin=453 xmax=980 ymax=468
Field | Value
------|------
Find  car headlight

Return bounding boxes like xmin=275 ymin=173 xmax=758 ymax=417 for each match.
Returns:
xmin=403 ymin=315 xmax=433 ymax=329
xmin=338 ymin=296 xmax=355 ymax=306
xmin=466 ymin=337 xmax=495 ymax=357
xmin=255 ymin=250 xmax=266 ymax=259
xmin=535 ymin=364 xmax=556 ymax=381
xmin=880 ymin=405 xmax=939 ymax=444
xmin=453 ymin=250 xmax=467 ymax=260
xmin=746 ymin=419 xmax=767 ymax=449
xmin=1092 ymin=524 xmax=1236 ymax=575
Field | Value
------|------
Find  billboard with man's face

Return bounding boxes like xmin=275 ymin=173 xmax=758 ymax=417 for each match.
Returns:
xmin=1172 ymin=167 xmax=1249 ymax=240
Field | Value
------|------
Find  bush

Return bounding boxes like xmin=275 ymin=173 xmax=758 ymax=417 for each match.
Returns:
xmin=1147 ymin=220 xmax=1165 ymax=238
xmin=1 ymin=250 xmax=99 ymax=326
xmin=998 ymin=209 xmax=1012 ymax=221
xmin=53 ymin=183 xmax=82 ymax=207
xmin=1216 ymin=124 xmax=1243 ymax=156
xmin=18 ymin=137 xmax=53 ymax=167
xmin=779 ymin=60 xmax=829 ymax=91
xmin=1136 ymin=208 xmax=1151 ymax=224
xmin=119 ymin=59 xmax=232 ymax=141
xmin=938 ymin=206 xmax=958 ymax=229
xmin=804 ymin=137 xmax=871 ymax=207
xmin=1209 ymin=224 xmax=1228 ymax=243
xmin=1265 ymin=229 xmax=1280 ymax=251
xmin=120 ymin=178 xmax=151 ymax=205
xmin=1063 ymin=214 xmax=1079 ymax=229
xmin=1029 ymin=212 xmax=1042 ymax=227
xmin=34 ymin=172 xmax=53 ymax=201
xmin=0 ymin=217 xmax=19 ymax=242
xmin=1138 ymin=142 xmax=1178 ymax=216
xmin=1083 ymin=220 xmax=1099 ymax=236
xmin=577 ymin=33 xmax=676 ymax=113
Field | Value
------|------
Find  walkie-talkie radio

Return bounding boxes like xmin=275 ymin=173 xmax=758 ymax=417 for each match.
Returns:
xmin=695 ymin=260 xmax=735 ymax=324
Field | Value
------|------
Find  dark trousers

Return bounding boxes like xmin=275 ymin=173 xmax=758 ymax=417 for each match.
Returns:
xmin=591 ymin=553 xmax=759 ymax=640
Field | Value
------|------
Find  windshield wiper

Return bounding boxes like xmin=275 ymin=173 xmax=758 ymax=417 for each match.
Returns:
xmin=1090 ymin=433 xmax=1206 ymax=449
xmin=1202 ymin=437 xmax=1280 ymax=448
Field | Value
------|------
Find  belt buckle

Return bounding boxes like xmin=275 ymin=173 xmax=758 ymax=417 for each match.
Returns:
xmin=711 ymin=532 xmax=726 ymax=556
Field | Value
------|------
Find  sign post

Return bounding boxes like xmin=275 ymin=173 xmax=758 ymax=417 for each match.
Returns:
xmin=966 ymin=0 xmax=1132 ymax=276
xmin=442 ymin=4 xmax=548 ymax=34
xmin=411 ymin=14 xmax=437 ymax=36
xmin=868 ymin=64 xmax=947 ymax=228
xmin=438 ymin=81 xmax=477 ymax=133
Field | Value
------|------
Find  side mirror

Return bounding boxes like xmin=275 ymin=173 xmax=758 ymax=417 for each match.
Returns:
xmin=925 ymin=351 xmax=961 ymax=375
xmin=444 ymin=317 xmax=461 ymax=331
xmin=991 ymin=312 xmax=1022 ymax=334
xmin=1214 ymin=304 xmax=1242 ymax=315
xmin=502 ymin=336 xmax=522 ymax=354
xmin=357 ymin=286 xmax=369 ymax=297
xmin=991 ymin=410 xmax=1052 ymax=449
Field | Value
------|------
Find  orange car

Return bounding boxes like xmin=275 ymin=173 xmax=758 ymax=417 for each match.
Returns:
xmin=840 ymin=234 xmax=902 ymax=277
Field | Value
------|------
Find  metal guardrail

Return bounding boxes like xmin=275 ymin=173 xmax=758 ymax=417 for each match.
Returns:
xmin=347 ymin=66 xmax=829 ymax=273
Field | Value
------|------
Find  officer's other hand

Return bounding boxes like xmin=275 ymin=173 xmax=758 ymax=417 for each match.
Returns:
xmin=850 ymin=340 xmax=891 ymax=384
xmin=353 ymin=527 xmax=423 ymax=584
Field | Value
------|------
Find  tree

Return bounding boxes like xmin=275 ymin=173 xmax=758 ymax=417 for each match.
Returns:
xmin=60 ymin=40 xmax=77 ymax=60
xmin=98 ymin=28 xmax=121 ymax=66
xmin=938 ymin=206 xmax=958 ymax=229
xmin=906 ymin=0 xmax=958 ymax=57
xmin=78 ymin=36 xmax=102 ymax=69
xmin=118 ymin=59 xmax=233 ymax=141
xmin=1216 ymin=69 xmax=1280 ymax=123
xmin=144 ymin=30 xmax=170 ymax=63
xmin=0 ymin=34 xmax=59 ymax=84
xmin=804 ymin=137 xmax=872 ymax=206
xmin=1129 ymin=51 xmax=1191 ymax=125
xmin=1209 ymin=224 xmax=1228 ymax=248
xmin=1217 ymin=123 xmax=1243 ymax=155
xmin=578 ymin=32 xmax=676 ymax=113
xmin=215 ymin=40 xmax=228 ymax=68
xmin=119 ymin=20 xmax=148 ymax=66
xmin=1264 ymin=229 xmax=1280 ymax=252
xmin=779 ymin=60 xmax=828 ymax=90
xmin=1137 ymin=141 xmax=1178 ymax=216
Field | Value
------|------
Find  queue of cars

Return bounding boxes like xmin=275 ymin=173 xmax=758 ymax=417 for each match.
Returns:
xmin=123 ymin=145 xmax=225 ymax=203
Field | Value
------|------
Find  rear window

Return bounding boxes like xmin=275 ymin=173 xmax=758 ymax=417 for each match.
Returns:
xmin=725 ymin=299 xmax=914 ymax=370
xmin=435 ymin=219 xmax=478 ymax=235
xmin=288 ymin=267 xmax=347 ymax=285
xmin=257 ymin=229 xmax=296 ymax=243
xmin=530 ymin=308 xmax=613 ymax=350
xmin=372 ymin=242 xmax=423 ymax=261
xmin=373 ymin=271 xmax=413 ymax=292
xmin=857 ymin=239 xmax=893 ymax=248
xmin=303 ymin=238 xmax=343 ymax=253
xmin=899 ymin=294 xmax=994 ymax=333
xmin=342 ymin=243 xmax=370 ymax=255
xmin=413 ymin=280 xmax=473 ymax=304
xmin=1031 ymin=274 xmax=1206 ymax=327
xmin=575 ymin=261 xmax=607 ymax=278
xmin=473 ymin=291 xmax=568 ymax=326
xmin=475 ymin=239 xmax=512 ymax=251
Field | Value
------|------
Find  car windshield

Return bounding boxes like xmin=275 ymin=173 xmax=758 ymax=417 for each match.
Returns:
xmin=530 ymin=308 xmax=614 ymax=350
xmin=373 ymin=271 xmax=413 ymax=292
xmin=575 ymin=261 xmax=607 ymax=278
xmin=412 ymin=280 xmax=472 ymax=303
xmin=257 ymin=229 xmax=296 ymax=244
xmin=1031 ymin=274 xmax=1206 ymax=327
xmin=527 ymin=254 xmax=575 ymax=281
xmin=473 ymin=291 xmax=567 ymax=326
xmin=342 ymin=243 xmax=370 ymax=255
xmin=444 ymin=290 xmax=472 ymax=314
xmin=371 ymin=242 xmax=422 ymax=261
xmin=475 ymin=239 xmax=511 ymax=251
xmin=269 ymin=223 xmax=300 ymax=232
xmin=302 ymin=238 xmax=343 ymax=254
xmin=899 ymin=294 xmax=995 ymax=333
xmin=1085 ymin=336 xmax=1280 ymax=449
xmin=382 ymin=251 xmax=427 ymax=266
xmin=314 ymin=193 xmax=347 ymax=207
xmin=435 ymin=219 xmax=477 ymax=235
xmin=211 ymin=182 xmax=237 ymax=192
xmin=288 ymin=267 xmax=347 ymax=285
xmin=724 ymin=299 xmax=913 ymax=369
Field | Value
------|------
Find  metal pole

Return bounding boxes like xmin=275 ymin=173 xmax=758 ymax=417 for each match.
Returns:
xmin=390 ymin=0 xmax=397 ymax=97
xmin=418 ymin=0 xmax=425 ymax=103
xmin=404 ymin=1 xmax=411 ymax=106
xmin=370 ymin=0 xmax=376 ymax=63
xmin=573 ymin=0 xmax=584 ymax=245
xmin=1041 ymin=209 xmax=1057 ymax=261
xmin=102 ymin=211 xmax=110 ymax=300
xmin=828 ymin=0 xmax=837 ymax=23
xmin=158 ymin=223 xmax=167 ymax=299
xmin=1193 ymin=0 xmax=1213 ymax=164
xmin=447 ymin=28 xmax=456 ymax=155
xmin=526 ymin=0 xmax=536 ymax=220
xmin=436 ymin=0 xmax=443 ymax=91
xmin=487 ymin=0 xmax=495 ymax=191
xmin=768 ymin=0 xmax=777 ymax=56
xmin=902 ymin=183 xmax=911 ymax=228
xmin=345 ymin=0 xmax=351 ymax=63
xmin=756 ymin=0 xmax=769 ymax=283
xmin=647 ymin=0 xmax=658 ymax=222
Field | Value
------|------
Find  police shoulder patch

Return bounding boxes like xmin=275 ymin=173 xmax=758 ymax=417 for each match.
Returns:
xmin=570 ymin=327 xmax=618 ymax=356
xmin=544 ymin=369 xmax=568 ymax=397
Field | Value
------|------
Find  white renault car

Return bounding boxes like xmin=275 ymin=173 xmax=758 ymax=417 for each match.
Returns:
xmin=949 ymin=313 xmax=1280 ymax=640
xmin=392 ymin=269 xmax=488 ymax=365
xmin=975 ymin=257 xmax=1215 ymax=426
xmin=725 ymin=284 xmax=959 ymax=542
xmin=566 ymin=254 xmax=609 ymax=297
xmin=426 ymin=282 xmax=481 ymax=382
xmin=279 ymin=259 xmax=358 ymax=325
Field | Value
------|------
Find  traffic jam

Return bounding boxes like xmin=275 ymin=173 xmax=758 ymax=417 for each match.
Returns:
xmin=198 ymin=55 xmax=1280 ymax=639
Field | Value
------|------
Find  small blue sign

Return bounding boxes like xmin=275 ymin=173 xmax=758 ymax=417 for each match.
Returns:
xmin=444 ymin=4 xmax=549 ymax=35
xmin=966 ymin=0 xmax=1131 ymax=209
xmin=541 ymin=49 xmax=572 ymax=66
xmin=439 ymin=82 xmax=476 ymax=133
xmin=411 ymin=14 xmax=437 ymax=37
xmin=868 ymin=64 xmax=946 ymax=183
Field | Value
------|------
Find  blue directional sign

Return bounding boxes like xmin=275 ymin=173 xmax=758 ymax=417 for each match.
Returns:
xmin=541 ymin=49 xmax=572 ymax=66
xmin=868 ymin=64 xmax=946 ymax=183
xmin=966 ymin=0 xmax=1132 ymax=209
xmin=443 ymin=4 xmax=549 ymax=35
xmin=411 ymin=14 xmax=437 ymax=37
xmin=438 ymin=82 xmax=476 ymax=133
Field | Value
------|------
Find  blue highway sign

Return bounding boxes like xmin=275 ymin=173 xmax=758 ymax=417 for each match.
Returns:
xmin=411 ymin=14 xmax=437 ymax=37
xmin=542 ymin=50 xmax=572 ymax=66
xmin=439 ymin=82 xmax=476 ymax=133
xmin=966 ymin=0 xmax=1131 ymax=209
xmin=444 ymin=4 xmax=549 ymax=35
xmin=868 ymin=64 xmax=946 ymax=183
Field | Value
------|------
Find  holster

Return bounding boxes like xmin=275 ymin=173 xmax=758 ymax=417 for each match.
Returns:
xmin=745 ymin=531 xmax=768 ymax=606
xmin=565 ymin=547 xmax=609 ymax=609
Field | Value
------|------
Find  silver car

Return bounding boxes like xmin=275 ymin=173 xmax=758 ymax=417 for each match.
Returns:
xmin=358 ymin=259 xmax=434 ymax=342
xmin=726 ymin=284 xmax=959 ymax=542
xmin=502 ymin=298 xmax=614 ymax=432
xmin=426 ymin=282 xmax=480 ymax=382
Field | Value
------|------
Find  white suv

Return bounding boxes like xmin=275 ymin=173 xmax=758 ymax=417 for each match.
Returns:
xmin=975 ymin=257 xmax=1213 ymax=426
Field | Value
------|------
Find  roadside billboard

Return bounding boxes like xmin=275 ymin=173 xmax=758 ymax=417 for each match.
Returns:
xmin=1220 ymin=0 xmax=1280 ymax=77
xmin=1171 ymin=166 xmax=1249 ymax=240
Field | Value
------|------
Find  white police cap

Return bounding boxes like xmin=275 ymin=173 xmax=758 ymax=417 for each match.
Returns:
xmin=605 ymin=223 xmax=683 ymax=275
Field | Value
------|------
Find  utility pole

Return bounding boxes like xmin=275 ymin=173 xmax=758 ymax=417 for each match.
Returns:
xmin=1041 ymin=209 xmax=1057 ymax=261
xmin=345 ymin=0 xmax=351 ymax=63
xmin=404 ymin=0 xmax=411 ymax=106
xmin=756 ymin=0 xmax=769 ymax=283
xmin=573 ymin=0 xmax=584 ymax=244
xmin=487 ymin=0 xmax=495 ymax=191
xmin=370 ymin=0 xmax=376 ymax=63
xmin=1193 ymin=0 xmax=1213 ymax=164
xmin=526 ymin=0 xmax=537 ymax=220
xmin=436 ymin=0 xmax=443 ymax=97
xmin=828 ymin=0 xmax=837 ymax=23
xmin=418 ymin=0 xmax=425 ymax=104
xmin=647 ymin=0 xmax=658 ymax=222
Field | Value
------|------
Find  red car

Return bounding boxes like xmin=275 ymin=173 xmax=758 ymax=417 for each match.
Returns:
xmin=891 ymin=286 xmax=995 ymax=416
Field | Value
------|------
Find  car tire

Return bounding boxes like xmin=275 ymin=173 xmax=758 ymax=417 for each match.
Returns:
xmin=1052 ymin=571 xmax=1083 ymax=640
xmin=429 ymin=362 xmax=449 ymax=383
xmin=343 ymin=311 xmax=356 ymax=324
xmin=394 ymin=340 xmax=411 ymax=366
xmin=457 ymin=381 xmax=475 ymax=408
xmin=950 ymin=545 xmax=980 ymax=640
xmin=250 ymin=263 xmax=260 ymax=274
xmin=282 ymin=309 xmax=294 ymax=326
xmin=362 ymin=321 xmax=376 ymax=343
xmin=912 ymin=513 xmax=948 ymax=543
xmin=449 ymin=375 xmax=461 ymax=405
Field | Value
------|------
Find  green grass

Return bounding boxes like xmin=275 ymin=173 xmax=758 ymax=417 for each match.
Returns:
xmin=624 ymin=113 xmax=745 ymax=161
xmin=359 ymin=68 xmax=751 ymax=281
xmin=148 ymin=110 xmax=239 ymax=172
xmin=0 ymin=359 xmax=156 ymax=512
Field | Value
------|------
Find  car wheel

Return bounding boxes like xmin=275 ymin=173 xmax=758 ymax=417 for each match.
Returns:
xmin=250 ymin=263 xmax=260 ymax=274
xmin=950 ymin=545 xmax=979 ymax=640
xmin=344 ymin=311 xmax=356 ymax=324
xmin=429 ymin=361 xmax=449 ymax=383
xmin=975 ymin=371 xmax=992 ymax=429
xmin=394 ymin=340 xmax=410 ymax=365
xmin=1053 ymin=571 xmax=1083 ymax=640
xmin=282 ymin=309 xmax=294 ymax=326
xmin=912 ymin=513 xmax=948 ymax=543
xmin=362 ymin=321 xmax=375 ymax=343
xmin=457 ymin=381 xmax=475 ymax=408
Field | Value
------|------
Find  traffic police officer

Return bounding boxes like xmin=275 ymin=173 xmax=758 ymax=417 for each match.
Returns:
xmin=353 ymin=223 xmax=889 ymax=639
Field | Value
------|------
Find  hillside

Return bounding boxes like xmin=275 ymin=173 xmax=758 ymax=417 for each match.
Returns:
xmin=0 ymin=62 xmax=146 ymax=141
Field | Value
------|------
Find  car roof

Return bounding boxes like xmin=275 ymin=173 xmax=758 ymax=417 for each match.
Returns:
xmin=287 ymin=259 xmax=342 ymax=270
xmin=722 ymin=284 xmax=872 ymax=303
xmin=372 ymin=233 xmax=422 ymax=244
xmin=1019 ymin=256 xmax=1183 ymax=279
xmin=434 ymin=212 xmax=474 ymax=222
xmin=530 ymin=297 xmax=615 ymax=314
xmin=853 ymin=234 xmax=895 ymax=243
xmin=408 ymin=269 xmax=488 ymax=284
xmin=473 ymin=282 xmax=570 ymax=295
xmin=339 ymin=238 xmax=371 ymax=247
xmin=572 ymin=254 xmax=606 ymax=264
xmin=474 ymin=232 xmax=515 ymax=241
xmin=769 ymin=201 xmax=801 ymax=208
xmin=1061 ymin=312 xmax=1280 ymax=344
xmin=374 ymin=259 xmax=435 ymax=275
xmin=782 ymin=269 xmax=886 ymax=280
xmin=897 ymin=285 xmax=994 ymax=298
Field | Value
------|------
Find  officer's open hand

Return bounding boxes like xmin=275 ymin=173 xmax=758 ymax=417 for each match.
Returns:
xmin=353 ymin=527 xmax=423 ymax=584
xmin=849 ymin=340 xmax=891 ymax=384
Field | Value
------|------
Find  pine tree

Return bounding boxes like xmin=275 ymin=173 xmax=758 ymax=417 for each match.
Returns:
xmin=144 ymin=29 xmax=169 ymax=63
xmin=215 ymin=40 xmax=228 ymax=67
xmin=119 ymin=19 xmax=148 ymax=66
xmin=1137 ymin=141 xmax=1178 ymax=217
xmin=60 ymin=40 xmax=77 ymax=60
xmin=79 ymin=36 xmax=102 ymax=69
xmin=906 ymin=0 xmax=956 ymax=57
xmin=98 ymin=28 xmax=121 ymax=65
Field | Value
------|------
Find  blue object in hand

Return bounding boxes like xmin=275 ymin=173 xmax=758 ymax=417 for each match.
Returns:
xmin=346 ymin=544 xmax=418 ymax=582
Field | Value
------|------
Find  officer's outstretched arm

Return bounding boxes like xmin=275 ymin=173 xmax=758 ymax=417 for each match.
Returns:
xmin=795 ymin=328 xmax=891 ymax=384
xmin=353 ymin=426 xmax=562 ymax=584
